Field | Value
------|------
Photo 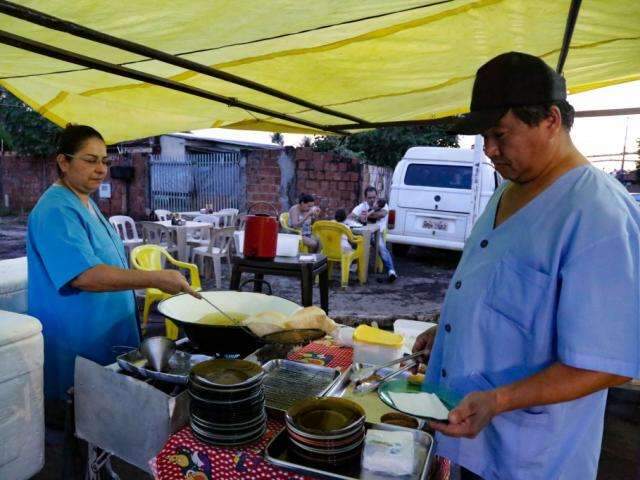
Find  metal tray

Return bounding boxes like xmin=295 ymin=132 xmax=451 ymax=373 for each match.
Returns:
xmin=322 ymin=365 xmax=427 ymax=429
xmin=262 ymin=359 xmax=343 ymax=413
xmin=116 ymin=348 xmax=211 ymax=384
xmin=265 ymin=421 xmax=434 ymax=480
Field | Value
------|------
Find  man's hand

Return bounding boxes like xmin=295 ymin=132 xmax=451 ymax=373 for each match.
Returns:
xmin=152 ymin=270 xmax=202 ymax=298
xmin=429 ymin=390 xmax=499 ymax=438
xmin=412 ymin=326 xmax=437 ymax=366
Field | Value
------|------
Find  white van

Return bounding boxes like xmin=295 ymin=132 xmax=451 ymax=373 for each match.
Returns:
xmin=386 ymin=143 xmax=500 ymax=252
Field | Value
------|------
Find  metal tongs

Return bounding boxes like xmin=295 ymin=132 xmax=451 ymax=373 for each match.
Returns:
xmin=351 ymin=349 xmax=429 ymax=395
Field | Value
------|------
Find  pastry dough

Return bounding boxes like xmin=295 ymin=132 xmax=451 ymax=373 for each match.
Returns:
xmin=241 ymin=311 xmax=288 ymax=336
xmin=284 ymin=306 xmax=337 ymax=334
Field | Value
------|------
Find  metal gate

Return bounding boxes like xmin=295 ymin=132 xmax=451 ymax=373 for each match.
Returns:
xmin=149 ymin=153 xmax=241 ymax=212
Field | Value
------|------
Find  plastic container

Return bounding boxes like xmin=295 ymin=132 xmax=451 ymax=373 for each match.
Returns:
xmin=393 ymin=320 xmax=437 ymax=354
xmin=353 ymin=325 xmax=403 ymax=366
xmin=234 ymin=231 xmax=301 ymax=258
xmin=276 ymin=233 xmax=301 ymax=257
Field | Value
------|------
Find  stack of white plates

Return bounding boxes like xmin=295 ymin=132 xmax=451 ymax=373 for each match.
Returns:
xmin=188 ymin=359 xmax=267 ymax=446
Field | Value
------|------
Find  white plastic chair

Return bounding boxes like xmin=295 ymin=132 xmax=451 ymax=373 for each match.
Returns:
xmin=154 ymin=209 xmax=171 ymax=221
xmin=217 ymin=208 xmax=239 ymax=228
xmin=138 ymin=221 xmax=179 ymax=257
xmin=186 ymin=214 xmax=221 ymax=250
xmin=190 ymin=226 xmax=234 ymax=289
xmin=108 ymin=215 xmax=143 ymax=253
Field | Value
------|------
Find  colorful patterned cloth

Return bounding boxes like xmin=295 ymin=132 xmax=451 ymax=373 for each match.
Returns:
xmin=152 ymin=418 xmax=312 ymax=480
xmin=286 ymin=338 xmax=353 ymax=370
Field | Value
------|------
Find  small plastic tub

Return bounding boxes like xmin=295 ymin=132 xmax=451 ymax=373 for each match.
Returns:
xmin=353 ymin=325 xmax=403 ymax=366
xmin=233 ymin=231 xmax=300 ymax=257
xmin=276 ymin=233 xmax=301 ymax=257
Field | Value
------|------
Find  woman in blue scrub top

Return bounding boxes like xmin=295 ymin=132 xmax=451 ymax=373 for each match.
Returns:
xmin=27 ymin=125 xmax=200 ymax=406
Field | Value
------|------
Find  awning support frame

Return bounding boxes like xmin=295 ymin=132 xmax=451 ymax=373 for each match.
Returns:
xmin=0 ymin=0 xmax=367 ymax=125
xmin=0 ymin=30 xmax=349 ymax=135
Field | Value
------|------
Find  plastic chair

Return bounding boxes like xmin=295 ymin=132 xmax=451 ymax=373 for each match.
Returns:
xmin=138 ymin=221 xmax=179 ymax=257
xmin=190 ymin=227 xmax=235 ymax=289
xmin=187 ymin=214 xmax=221 ymax=252
xmin=130 ymin=244 xmax=202 ymax=339
xmin=217 ymin=208 xmax=239 ymax=227
xmin=375 ymin=229 xmax=387 ymax=274
xmin=108 ymin=215 xmax=143 ymax=253
xmin=279 ymin=212 xmax=299 ymax=234
xmin=279 ymin=212 xmax=309 ymax=253
xmin=154 ymin=209 xmax=171 ymax=221
xmin=312 ymin=220 xmax=365 ymax=287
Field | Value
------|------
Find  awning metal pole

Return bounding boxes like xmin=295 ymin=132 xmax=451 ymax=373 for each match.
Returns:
xmin=0 ymin=30 xmax=348 ymax=135
xmin=0 ymin=0 xmax=366 ymax=125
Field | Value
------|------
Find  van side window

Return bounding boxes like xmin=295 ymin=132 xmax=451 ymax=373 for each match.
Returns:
xmin=404 ymin=164 xmax=472 ymax=190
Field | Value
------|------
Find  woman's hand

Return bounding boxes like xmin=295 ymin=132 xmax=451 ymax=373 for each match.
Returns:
xmin=152 ymin=270 xmax=201 ymax=298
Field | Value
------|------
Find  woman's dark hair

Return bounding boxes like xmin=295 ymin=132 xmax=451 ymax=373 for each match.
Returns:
xmin=298 ymin=193 xmax=315 ymax=204
xmin=334 ymin=209 xmax=347 ymax=222
xmin=364 ymin=186 xmax=377 ymax=197
xmin=56 ymin=124 xmax=104 ymax=176
xmin=511 ymin=100 xmax=575 ymax=131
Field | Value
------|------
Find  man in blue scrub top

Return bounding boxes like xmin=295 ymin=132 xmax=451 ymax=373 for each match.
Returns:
xmin=413 ymin=53 xmax=639 ymax=479
xmin=28 ymin=125 xmax=200 ymax=410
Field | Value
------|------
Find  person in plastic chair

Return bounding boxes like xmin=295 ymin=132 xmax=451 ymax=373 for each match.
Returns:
xmin=27 ymin=124 xmax=201 ymax=419
xmin=288 ymin=193 xmax=321 ymax=252
xmin=349 ymin=186 xmax=397 ymax=282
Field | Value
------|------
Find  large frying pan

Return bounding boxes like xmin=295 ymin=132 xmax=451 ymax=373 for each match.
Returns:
xmin=157 ymin=291 xmax=313 ymax=355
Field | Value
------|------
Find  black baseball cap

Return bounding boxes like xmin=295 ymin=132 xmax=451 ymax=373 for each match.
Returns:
xmin=449 ymin=52 xmax=567 ymax=135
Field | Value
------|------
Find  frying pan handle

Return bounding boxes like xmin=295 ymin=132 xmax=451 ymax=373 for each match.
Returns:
xmin=247 ymin=202 xmax=279 ymax=217
xmin=239 ymin=278 xmax=273 ymax=295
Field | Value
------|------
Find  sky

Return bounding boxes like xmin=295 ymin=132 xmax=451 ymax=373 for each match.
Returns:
xmin=193 ymin=80 xmax=640 ymax=173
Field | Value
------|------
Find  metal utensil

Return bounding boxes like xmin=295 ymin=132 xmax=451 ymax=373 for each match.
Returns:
xmin=352 ymin=361 xmax=417 ymax=395
xmin=200 ymin=295 xmax=240 ymax=325
xmin=350 ymin=349 xmax=429 ymax=384
xmin=139 ymin=336 xmax=176 ymax=372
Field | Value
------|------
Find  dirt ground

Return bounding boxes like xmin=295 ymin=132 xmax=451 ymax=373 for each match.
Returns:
xmin=1 ymin=215 xmax=638 ymax=480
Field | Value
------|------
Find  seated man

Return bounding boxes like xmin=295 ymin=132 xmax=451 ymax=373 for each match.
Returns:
xmin=288 ymin=193 xmax=320 ymax=252
xmin=349 ymin=186 xmax=397 ymax=283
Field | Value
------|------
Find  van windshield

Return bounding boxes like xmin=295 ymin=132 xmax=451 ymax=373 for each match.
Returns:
xmin=404 ymin=164 xmax=472 ymax=190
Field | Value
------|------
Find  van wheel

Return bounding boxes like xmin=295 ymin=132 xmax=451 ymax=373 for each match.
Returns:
xmin=392 ymin=243 xmax=410 ymax=256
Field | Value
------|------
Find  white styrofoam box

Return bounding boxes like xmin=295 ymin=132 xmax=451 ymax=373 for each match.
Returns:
xmin=75 ymin=357 xmax=190 ymax=473
xmin=0 ymin=310 xmax=44 ymax=480
xmin=394 ymin=319 xmax=437 ymax=353
xmin=0 ymin=257 xmax=28 ymax=314
xmin=233 ymin=231 xmax=301 ymax=257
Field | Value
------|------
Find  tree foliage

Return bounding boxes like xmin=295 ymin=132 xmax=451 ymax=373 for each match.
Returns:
xmin=270 ymin=132 xmax=284 ymax=146
xmin=312 ymin=125 xmax=459 ymax=167
xmin=0 ymin=88 xmax=61 ymax=156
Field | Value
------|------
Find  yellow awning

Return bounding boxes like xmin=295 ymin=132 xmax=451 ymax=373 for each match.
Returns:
xmin=1 ymin=0 xmax=639 ymax=143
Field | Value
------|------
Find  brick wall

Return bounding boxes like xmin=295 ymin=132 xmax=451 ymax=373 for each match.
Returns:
xmin=0 ymin=153 xmax=57 ymax=212
xmin=294 ymin=148 xmax=361 ymax=218
xmin=0 ymin=151 xmax=150 ymax=219
xmin=1 ymin=146 xmax=367 ymax=221
xmin=245 ymin=149 xmax=282 ymax=213
xmin=94 ymin=152 xmax=150 ymax=219
xmin=243 ymin=147 xmax=362 ymax=218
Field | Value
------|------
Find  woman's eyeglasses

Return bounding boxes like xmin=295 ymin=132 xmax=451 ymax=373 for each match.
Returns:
xmin=64 ymin=153 xmax=113 ymax=167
